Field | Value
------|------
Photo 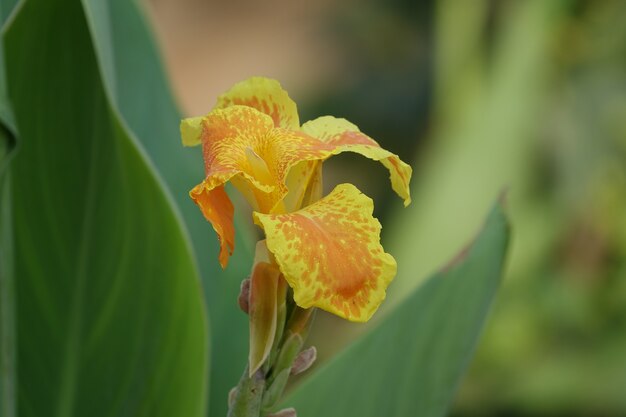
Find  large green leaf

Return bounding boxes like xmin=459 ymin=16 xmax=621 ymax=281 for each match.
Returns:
xmin=79 ymin=2 xmax=255 ymax=414
xmin=0 ymin=166 xmax=15 ymax=417
xmin=0 ymin=4 xmax=17 ymax=416
xmin=5 ymin=1 xmax=207 ymax=416
xmin=0 ymin=94 xmax=15 ymax=417
xmin=282 ymin=204 xmax=509 ymax=417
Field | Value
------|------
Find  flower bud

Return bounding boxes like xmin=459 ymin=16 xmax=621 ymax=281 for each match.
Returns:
xmin=238 ymin=278 xmax=250 ymax=314
xmin=267 ymin=407 xmax=297 ymax=417
xmin=290 ymin=346 xmax=317 ymax=375
xmin=228 ymin=387 xmax=237 ymax=408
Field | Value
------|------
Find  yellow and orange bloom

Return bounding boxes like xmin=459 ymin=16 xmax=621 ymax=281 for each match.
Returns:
xmin=181 ymin=77 xmax=412 ymax=322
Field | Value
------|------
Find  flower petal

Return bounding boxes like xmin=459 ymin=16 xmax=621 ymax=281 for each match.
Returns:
xmin=195 ymin=106 xmax=412 ymax=234
xmin=200 ymin=105 xmax=280 ymax=212
xmin=301 ymin=116 xmax=412 ymax=206
xmin=200 ymin=105 xmax=330 ymax=212
xmin=189 ymin=106 xmax=323 ymax=266
xmin=215 ymin=77 xmax=300 ymax=130
xmin=201 ymin=105 xmax=274 ymax=180
xmin=190 ymin=183 xmax=235 ymax=268
xmin=253 ymin=183 xmax=397 ymax=322
xmin=282 ymin=160 xmax=321 ymax=211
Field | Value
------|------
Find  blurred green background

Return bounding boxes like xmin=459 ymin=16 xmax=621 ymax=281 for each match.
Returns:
xmin=146 ymin=0 xmax=626 ymax=415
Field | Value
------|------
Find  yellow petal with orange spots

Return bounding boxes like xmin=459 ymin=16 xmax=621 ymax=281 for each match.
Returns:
xmin=189 ymin=183 xmax=235 ymax=268
xmin=187 ymin=106 xmax=327 ymax=267
xmin=301 ymin=116 xmax=412 ymax=206
xmin=199 ymin=105 xmax=281 ymax=212
xmin=253 ymin=183 xmax=397 ymax=322
xmin=201 ymin=106 xmax=412 ymax=211
xmin=190 ymin=106 xmax=413 ymax=267
xmin=199 ymin=105 xmax=333 ymax=212
xmin=215 ymin=77 xmax=300 ymax=130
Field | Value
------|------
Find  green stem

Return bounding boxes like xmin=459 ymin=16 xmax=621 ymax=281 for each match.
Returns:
xmin=227 ymin=366 xmax=266 ymax=417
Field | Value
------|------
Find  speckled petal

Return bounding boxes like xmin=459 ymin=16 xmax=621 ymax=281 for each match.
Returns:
xmin=198 ymin=106 xmax=412 ymax=212
xmin=190 ymin=183 xmax=235 ymax=268
xmin=200 ymin=105 xmax=339 ymax=212
xmin=215 ymin=77 xmax=300 ymax=129
xmin=199 ymin=105 xmax=281 ymax=211
xmin=187 ymin=106 xmax=283 ymax=267
xmin=253 ymin=183 xmax=397 ymax=322
xmin=301 ymin=116 xmax=412 ymax=206
xmin=187 ymin=106 xmax=323 ymax=266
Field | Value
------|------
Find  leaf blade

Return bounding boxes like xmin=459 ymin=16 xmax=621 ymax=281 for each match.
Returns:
xmin=5 ymin=1 xmax=207 ymax=416
xmin=0 ymin=6 xmax=17 ymax=416
xmin=79 ymin=2 xmax=256 ymax=413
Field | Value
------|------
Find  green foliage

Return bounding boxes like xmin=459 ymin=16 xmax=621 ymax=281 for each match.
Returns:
xmin=0 ymin=4 xmax=18 ymax=417
xmin=282 ymin=204 xmax=508 ymax=417
xmin=78 ymin=2 xmax=255 ymax=414
xmin=3 ymin=1 xmax=206 ymax=416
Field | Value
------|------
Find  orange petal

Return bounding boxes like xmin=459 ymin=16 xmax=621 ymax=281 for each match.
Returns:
xmin=194 ymin=107 xmax=412 ymax=236
xmin=200 ymin=106 xmax=329 ymax=212
xmin=215 ymin=77 xmax=300 ymax=130
xmin=253 ymin=183 xmax=397 ymax=322
xmin=201 ymin=105 xmax=274 ymax=182
xmin=301 ymin=116 xmax=412 ymax=206
xmin=189 ymin=106 xmax=322 ymax=266
xmin=183 ymin=76 xmax=299 ymax=146
xmin=200 ymin=105 xmax=279 ymax=212
xmin=190 ymin=183 xmax=235 ymax=268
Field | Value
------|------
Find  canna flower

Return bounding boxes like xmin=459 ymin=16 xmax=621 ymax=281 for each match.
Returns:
xmin=181 ymin=77 xmax=412 ymax=322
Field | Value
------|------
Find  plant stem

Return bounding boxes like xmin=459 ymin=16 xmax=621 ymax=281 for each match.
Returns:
xmin=227 ymin=366 xmax=266 ymax=417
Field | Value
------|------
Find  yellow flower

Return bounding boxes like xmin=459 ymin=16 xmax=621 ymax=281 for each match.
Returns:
xmin=181 ymin=77 xmax=412 ymax=322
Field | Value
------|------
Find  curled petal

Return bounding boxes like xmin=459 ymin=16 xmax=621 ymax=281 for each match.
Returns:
xmin=301 ymin=116 xmax=412 ymax=206
xmin=188 ymin=106 xmax=325 ymax=267
xmin=200 ymin=106 xmax=330 ymax=212
xmin=180 ymin=76 xmax=298 ymax=146
xmin=253 ymin=183 xmax=397 ymax=322
xmin=189 ymin=107 xmax=413 ymax=268
xmin=197 ymin=106 xmax=413 ymax=213
xmin=215 ymin=77 xmax=300 ymax=130
xmin=200 ymin=106 xmax=280 ymax=211
xmin=190 ymin=183 xmax=235 ymax=268
xmin=201 ymin=105 xmax=275 ymax=179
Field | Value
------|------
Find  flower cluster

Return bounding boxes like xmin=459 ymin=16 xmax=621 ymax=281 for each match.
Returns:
xmin=181 ymin=77 xmax=411 ymax=323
